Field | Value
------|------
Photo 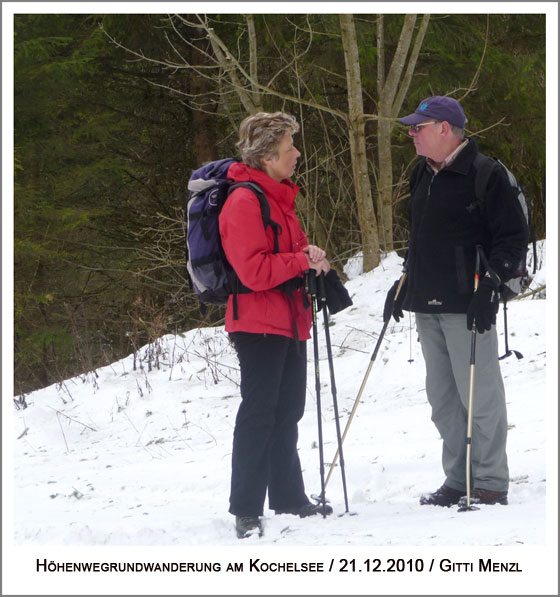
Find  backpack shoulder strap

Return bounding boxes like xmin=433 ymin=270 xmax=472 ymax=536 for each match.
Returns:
xmin=229 ymin=181 xmax=270 ymax=221
xmin=472 ymin=153 xmax=501 ymax=204
xmin=228 ymin=181 xmax=282 ymax=253
xmin=464 ymin=153 xmax=500 ymax=214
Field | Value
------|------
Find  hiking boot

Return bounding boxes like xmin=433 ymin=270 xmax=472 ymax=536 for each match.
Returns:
xmin=275 ymin=502 xmax=333 ymax=518
xmin=235 ymin=516 xmax=263 ymax=539
xmin=459 ymin=488 xmax=508 ymax=507
xmin=419 ymin=484 xmax=464 ymax=507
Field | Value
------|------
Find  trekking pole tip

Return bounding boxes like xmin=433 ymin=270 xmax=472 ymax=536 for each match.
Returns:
xmin=457 ymin=504 xmax=480 ymax=512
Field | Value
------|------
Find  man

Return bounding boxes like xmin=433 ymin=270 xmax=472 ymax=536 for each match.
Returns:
xmin=384 ymin=96 xmax=528 ymax=507
xmin=219 ymin=112 xmax=333 ymax=539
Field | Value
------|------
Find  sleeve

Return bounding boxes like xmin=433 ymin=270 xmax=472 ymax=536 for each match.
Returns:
xmin=405 ymin=160 xmax=426 ymax=268
xmin=219 ymin=189 xmax=309 ymax=292
xmin=484 ymin=167 xmax=529 ymax=282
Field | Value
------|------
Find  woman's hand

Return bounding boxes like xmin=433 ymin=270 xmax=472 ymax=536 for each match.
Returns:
xmin=306 ymin=256 xmax=331 ymax=276
xmin=303 ymin=245 xmax=330 ymax=275
xmin=302 ymin=244 xmax=326 ymax=263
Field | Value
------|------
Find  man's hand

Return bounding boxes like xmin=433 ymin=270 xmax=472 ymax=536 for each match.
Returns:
xmin=383 ymin=278 xmax=407 ymax=323
xmin=466 ymin=276 xmax=500 ymax=333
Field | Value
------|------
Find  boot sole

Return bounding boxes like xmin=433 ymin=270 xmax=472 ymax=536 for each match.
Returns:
xmin=458 ymin=496 xmax=508 ymax=508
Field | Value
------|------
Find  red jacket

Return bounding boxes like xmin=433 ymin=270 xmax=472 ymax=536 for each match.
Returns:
xmin=219 ymin=163 xmax=312 ymax=340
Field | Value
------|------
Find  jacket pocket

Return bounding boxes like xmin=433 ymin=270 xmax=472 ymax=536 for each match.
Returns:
xmin=455 ymin=245 xmax=470 ymax=295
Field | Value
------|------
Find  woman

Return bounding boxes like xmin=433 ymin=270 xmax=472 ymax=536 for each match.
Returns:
xmin=219 ymin=112 xmax=332 ymax=539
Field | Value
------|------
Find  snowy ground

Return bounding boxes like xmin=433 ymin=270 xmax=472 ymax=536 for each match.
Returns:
xmin=4 ymin=244 xmax=557 ymax=596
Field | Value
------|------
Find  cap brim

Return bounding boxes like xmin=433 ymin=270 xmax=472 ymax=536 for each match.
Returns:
xmin=398 ymin=112 xmax=426 ymax=125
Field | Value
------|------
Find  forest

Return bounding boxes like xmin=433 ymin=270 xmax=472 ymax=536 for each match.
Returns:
xmin=13 ymin=13 xmax=546 ymax=395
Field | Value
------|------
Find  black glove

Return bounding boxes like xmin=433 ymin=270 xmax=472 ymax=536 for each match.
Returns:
xmin=383 ymin=277 xmax=406 ymax=323
xmin=466 ymin=276 xmax=500 ymax=333
xmin=323 ymin=270 xmax=353 ymax=315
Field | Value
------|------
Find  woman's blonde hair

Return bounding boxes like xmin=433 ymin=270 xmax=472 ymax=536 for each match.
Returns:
xmin=236 ymin=112 xmax=299 ymax=170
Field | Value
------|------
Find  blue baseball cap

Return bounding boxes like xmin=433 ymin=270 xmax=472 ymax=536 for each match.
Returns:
xmin=399 ymin=96 xmax=466 ymax=128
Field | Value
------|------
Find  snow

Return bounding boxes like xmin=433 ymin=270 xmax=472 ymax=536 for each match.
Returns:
xmin=4 ymin=243 xmax=557 ymax=596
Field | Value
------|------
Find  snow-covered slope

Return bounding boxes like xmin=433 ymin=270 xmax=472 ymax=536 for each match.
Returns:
xmin=5 ymin=244 xmax=556 ymax=596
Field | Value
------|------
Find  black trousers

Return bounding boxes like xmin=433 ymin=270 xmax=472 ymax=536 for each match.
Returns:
xmin=228 ymin=332 xmax=310 ymax=517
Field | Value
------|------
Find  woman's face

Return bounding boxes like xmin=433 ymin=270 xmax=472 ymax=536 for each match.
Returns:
xmin=263 ymin=133 xmax=301 ymax=182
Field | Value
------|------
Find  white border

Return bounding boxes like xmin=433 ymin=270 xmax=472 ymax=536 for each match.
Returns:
xmin=3 ymin=3 xmax=557 ymax=595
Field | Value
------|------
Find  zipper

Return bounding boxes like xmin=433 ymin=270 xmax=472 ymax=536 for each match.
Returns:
xmin=408 ymin=169 xmax=435 ymax=310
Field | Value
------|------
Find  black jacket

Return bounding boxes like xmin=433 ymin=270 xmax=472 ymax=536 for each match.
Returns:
xmin=403 ymin=138 xmax=528 ymax=314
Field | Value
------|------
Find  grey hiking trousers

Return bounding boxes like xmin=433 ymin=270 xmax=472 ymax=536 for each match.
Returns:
xmin=415 ymin=313 xmax=509 ymax=493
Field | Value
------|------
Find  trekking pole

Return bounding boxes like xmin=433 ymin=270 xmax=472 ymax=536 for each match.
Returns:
xmin=459 ymin=247 xmax=482 ymax=512
xmin=324 ymin=272 xmax=407 ymax=489
xmin=317 ymin=273 xmax=350 ymax=513
xmin=307 ymin=271 xmax=328 ymax=518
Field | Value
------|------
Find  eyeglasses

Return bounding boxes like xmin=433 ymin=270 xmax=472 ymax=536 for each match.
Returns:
xmin=408 ymin=121 xmax=438 ymax=133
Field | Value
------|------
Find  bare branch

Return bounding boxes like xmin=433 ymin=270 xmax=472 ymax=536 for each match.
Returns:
xmin=48 ymin=407 xmax=98 ymax=432
xmin=469 ymin=117 xmax=508 ymax=138
xmin=458 ymin=14 xmax=490 ymax=101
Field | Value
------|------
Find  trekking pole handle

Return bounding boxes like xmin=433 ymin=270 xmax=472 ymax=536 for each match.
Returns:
xmin=475 ymin=244 xmax=501 ymax=289
xmin=474 ymin=246 xmax=482 ymax=293
xmin=317 ymin=271 xmax=327 ymax=304
xmin=306 ymin=270 xmax=318 ymax=297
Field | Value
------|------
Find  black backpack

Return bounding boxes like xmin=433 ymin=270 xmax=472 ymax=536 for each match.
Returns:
xmin=411 ymin=153 xmax=536 ymax=301
xmin=469 ymin=155 xmax=537 ymax=360
xmin=469 ymin=153 xmax=537 ymax=301
xmin=184 ymin=158 xmax=281 ymax=314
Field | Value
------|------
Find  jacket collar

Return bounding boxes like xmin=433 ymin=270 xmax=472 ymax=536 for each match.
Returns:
xmin=228 ymin=162 xmax=300 ymax=208
xmin=425 ymin=137 xmax=479 ymax=176
xmin=427 ymin=139 xmax=468 ymax=173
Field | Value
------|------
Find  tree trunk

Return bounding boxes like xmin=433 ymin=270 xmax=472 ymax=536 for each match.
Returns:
xmin=245 ymin=14 xmax=264 ymax=111
xmin=376 ymin=14 xmax=430 ymax=252
xmin=376 ymin=114 xmax=394 ymax=251
xmin=340 ymin=13 xmax=380 ymax=272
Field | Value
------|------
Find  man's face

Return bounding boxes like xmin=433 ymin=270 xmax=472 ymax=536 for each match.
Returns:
xmin=263 ymin=133 xmax=301 ymax=182
xmin=408 ymin=120 xmax=441 ymax=159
